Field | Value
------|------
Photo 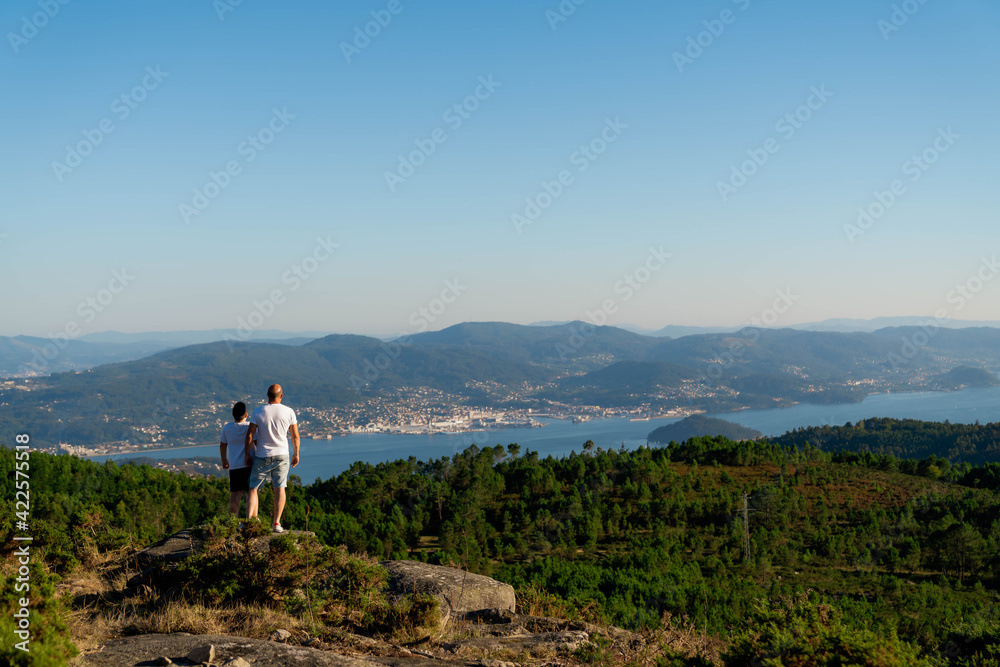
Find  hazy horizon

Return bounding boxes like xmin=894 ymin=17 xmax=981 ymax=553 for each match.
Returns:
xmin=7 ymin=315 xmax=1000 ymax=344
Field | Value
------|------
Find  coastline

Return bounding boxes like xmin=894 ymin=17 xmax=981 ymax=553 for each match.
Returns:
xmin=74 ymin=386 xmax=999 ymax=460
xmin=82 ymin=423 xmax=550 ymax=459
xmin=81 ymin=443 xmax=217 ymax=458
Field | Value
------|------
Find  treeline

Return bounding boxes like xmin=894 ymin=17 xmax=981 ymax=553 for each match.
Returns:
xmin=769 ymin=417 xmax=1000 ymax=465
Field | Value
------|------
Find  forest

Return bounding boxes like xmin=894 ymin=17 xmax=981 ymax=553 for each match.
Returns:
xmin=3 ymin=421 xmax=1000 ymax=664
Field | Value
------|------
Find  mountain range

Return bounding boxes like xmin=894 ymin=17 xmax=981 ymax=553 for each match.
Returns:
xmin=6 ymin=318 xmax=1000 ymax=379
xmin=4 ymin=321 xmax=1000 ymax=449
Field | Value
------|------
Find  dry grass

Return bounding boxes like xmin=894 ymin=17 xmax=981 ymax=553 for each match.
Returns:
xmin=644 ymin=612 xmax=724 ymax=665
xmin=68 ymin=589 xmax=305 ymax=649
xmin=63 ymin=544 xmax=305 ymax=653
xmin=516 ymin=583 xmax=603 ymax=624
xmin=129 ymin=600 xmax=303 ymax=637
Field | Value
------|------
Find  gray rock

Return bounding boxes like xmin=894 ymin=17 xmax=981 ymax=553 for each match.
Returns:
xmin=152 ymin=658 xmax=172 ymax=666
xmin=222 ymin=658 xmax=252 ymax=667
xmin=82 ymin=633 xmax=378 ymax=667
xmin=381 ymin=561 xmax=516 ymax=619
xmin=270 ymin=628 xmax=292 ymax=642
xmin=136 ymin=528 xmax=205 ymax=568
xmin=186 ymin=644 xmax=215 ymax=663
xmin=444 ymin=630 xmax=591 ymax=656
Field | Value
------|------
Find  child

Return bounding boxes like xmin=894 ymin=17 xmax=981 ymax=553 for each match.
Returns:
xmin=220 ymin=401 xmax=254 ymax=516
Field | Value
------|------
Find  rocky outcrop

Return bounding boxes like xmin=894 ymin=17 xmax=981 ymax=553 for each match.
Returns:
xmin=134 ymin=528 xmax=206 ymax=569
xmin=127 ymin=527 xmax=316 ymax=592
xmin=99 ymin=531 xmax=601 ymax=665
xmin=381 ymin=560 xmax=516 ymax=619
xmin=80 ymin=633 xmax=377 ymax=666
xmin=81 ymin=614 xmax=603 ymax=666
xmin=135 ymin=528 xmax=316 ymax=569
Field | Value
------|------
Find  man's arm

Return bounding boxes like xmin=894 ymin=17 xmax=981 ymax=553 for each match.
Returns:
xmin=289 ymin=423 xmax=300 ymax=467
xmin=244 ymin=423 xmax=258 ymax=467
xmin=220 ymin=441 xmax=229 ymax=470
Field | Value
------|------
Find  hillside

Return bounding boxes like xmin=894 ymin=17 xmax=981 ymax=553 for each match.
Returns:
xmin=407 ymin=321 xmax=659 ymax=371
xmin=931 ymin=365 xmax=999 ymax=389
xmin=539 ymin=359 xmax=700 ymax=406
xmin=0 ymin=335 xmax=178 ymax=378
xmin=644 ymin=328 xmax=934 ymax=379
xmin=306 ymin=332 xmax=554 ymax=390
xmin=5 ymin=426 xmax=1000 ymax=665
xmin=0 ymin=335 xmax=554 ymax=448
xmin=648 ymin=415 xmax=763 ymax=443
xmin=872 ymin=326 xmax=1000 ymax=364
xmin=768 ymin=416 xmax=1000 ymax=464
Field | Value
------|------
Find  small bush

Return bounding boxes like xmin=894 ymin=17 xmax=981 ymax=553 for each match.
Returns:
xmin=0 ymin=556 xmax=78 ymax=667
xmin=939 ymin=618 xmax=1000 ymax=666
xmin=723 ymin=592 xmax=936 ymax=667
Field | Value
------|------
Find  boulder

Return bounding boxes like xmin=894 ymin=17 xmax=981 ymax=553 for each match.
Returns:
xmin=186 ymin=644 xmax=215 ymax=663
xmin=381 ymin=560 xmax=516 ymax=619
xmin=135 ymin=528 xmax=205 ymax=569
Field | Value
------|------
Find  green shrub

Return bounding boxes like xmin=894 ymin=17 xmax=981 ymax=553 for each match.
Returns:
xmin=723 ymin=592 xmax=936 ymax=667
xmin=940 ymin=619 xmax=1000 ymax=666
xmin=0 ymin=555 xmax=77 ymax=666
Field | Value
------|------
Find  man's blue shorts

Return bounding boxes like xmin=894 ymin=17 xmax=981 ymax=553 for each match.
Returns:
xmin=249 ymin=455 xmax=290 ymax=489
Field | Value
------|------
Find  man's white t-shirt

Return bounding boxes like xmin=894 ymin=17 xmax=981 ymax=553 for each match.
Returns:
xmin=220 ymin=421 xmax=250 ymax=470
xmin=250 ymin=403 xmax=297 ymax=458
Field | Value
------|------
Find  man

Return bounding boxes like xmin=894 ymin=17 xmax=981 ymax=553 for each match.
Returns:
xmin=219 ymin=401 xmax=253 ymax=516
xmin=244 ymin=383 xmax=300 ymax=533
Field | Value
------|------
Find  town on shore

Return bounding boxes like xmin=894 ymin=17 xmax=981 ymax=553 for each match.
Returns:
xmin=51 ymin=402 xmax=698 ymax=459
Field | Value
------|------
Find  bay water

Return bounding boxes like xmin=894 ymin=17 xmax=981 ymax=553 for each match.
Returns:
xmin=88 ymin=385 xmax=1000 ymax=481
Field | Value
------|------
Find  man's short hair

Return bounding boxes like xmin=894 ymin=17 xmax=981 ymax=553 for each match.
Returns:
xmin=267 ymin=385 xmax=282 ymax=401
xmin=232 ymin=401 xmax=247 ymax=421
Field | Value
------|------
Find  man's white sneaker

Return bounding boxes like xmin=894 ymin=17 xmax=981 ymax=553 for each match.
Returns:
xmin=272 ymin=523 xmax=284 ymax=534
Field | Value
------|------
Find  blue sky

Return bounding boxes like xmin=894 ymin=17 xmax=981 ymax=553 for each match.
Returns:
xmin=2 ymin=0 xmax=998 ymax=338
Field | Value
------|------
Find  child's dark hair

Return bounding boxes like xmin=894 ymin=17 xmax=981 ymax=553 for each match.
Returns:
xmin=232 ymin=401 xmax=248 ymax=421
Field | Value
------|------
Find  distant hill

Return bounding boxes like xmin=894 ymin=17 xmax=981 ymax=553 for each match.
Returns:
xmin=306 ymin=333 xmax=553 ymax=391
xmin=648 ymin=415 xmax=763 ymax=444
xmin=78 ymin=329 xmax=330 ymax=345
xmin=0 ymin=335 xmax=179 ymax=378
xmin=540 ymin=359 xmax=700 ymax=406
xmin=800 ymin=317 xmax=1000 ymax=333
xmin=931 ymin=365 xmax=999 ymax=389
xmin=406 ymin=321 xmax=658 ymax=371
xmin=648 ymin=325 xmax=740 ymax=338
xmin=561 ymin=360 xmax=698 ymax=391
xmin=871 ymin=327 xmax=1000 ymax=364
xmin=644 ymin=328 xmax=934 ymax=379
xmin=0 ymin=330 xmax=330 ymax=379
